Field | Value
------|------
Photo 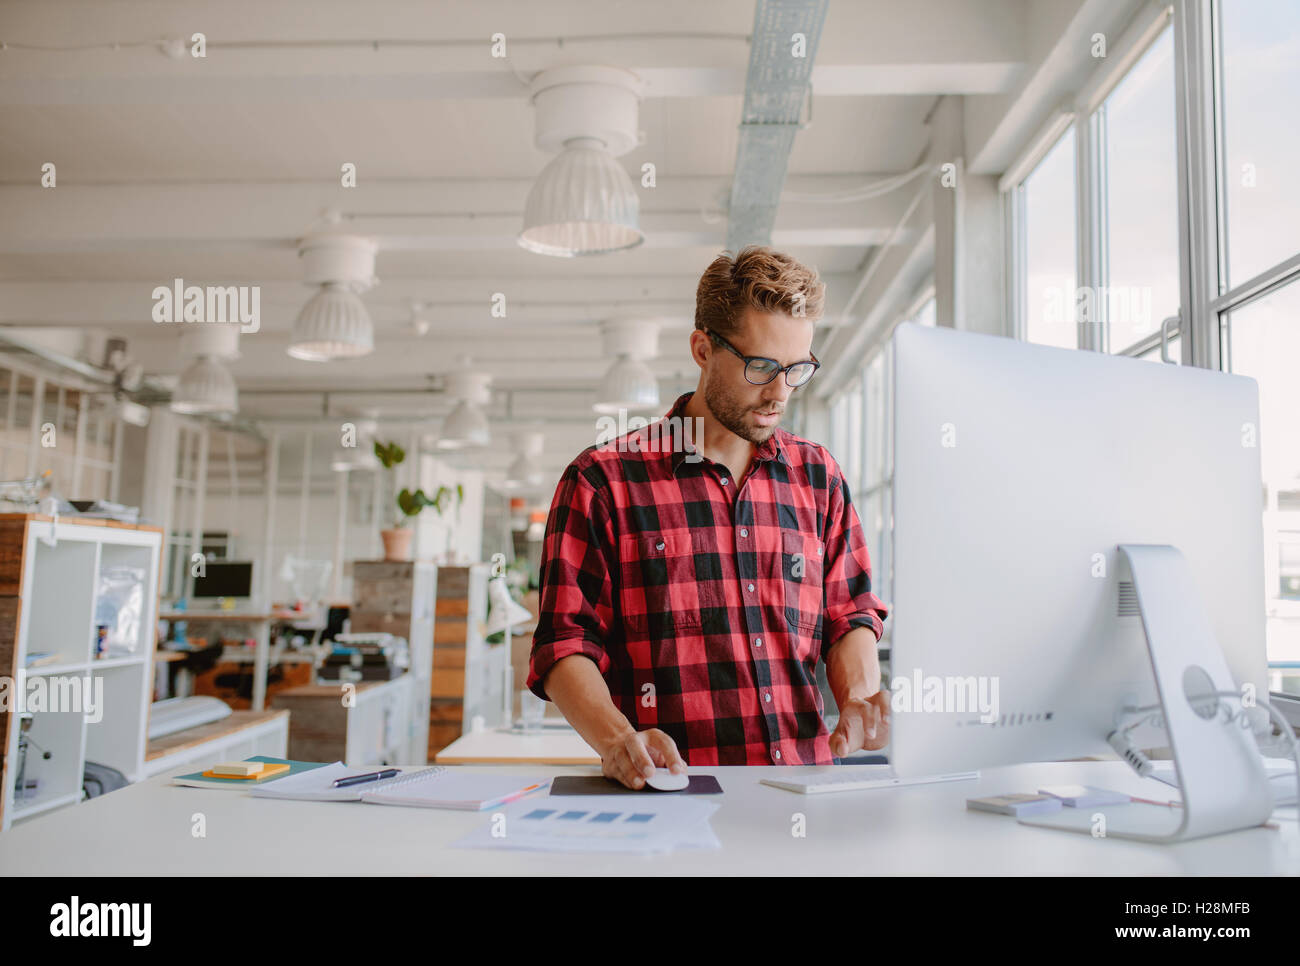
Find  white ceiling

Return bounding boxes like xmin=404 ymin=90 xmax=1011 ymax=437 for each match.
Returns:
xmin=0 ymin=0 xmax=1144 ymax=488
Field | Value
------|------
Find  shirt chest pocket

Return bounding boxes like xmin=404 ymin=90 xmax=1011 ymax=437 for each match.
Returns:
xmin=781 ymin=529 xmax=824 ymax=633
xmin=617 ymin=532 xmax=703 ymax=636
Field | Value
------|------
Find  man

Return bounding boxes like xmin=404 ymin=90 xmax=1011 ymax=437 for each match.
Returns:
xmin=527 ymin=246 xmax=890 ymax=789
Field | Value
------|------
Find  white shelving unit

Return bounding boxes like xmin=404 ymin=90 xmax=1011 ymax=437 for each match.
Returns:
xmin=0 ymin=516 xmax=162 ymax=831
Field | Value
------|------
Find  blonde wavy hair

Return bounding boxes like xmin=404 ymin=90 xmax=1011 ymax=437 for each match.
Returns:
xmin=694 ymin=245 xmax=825 ymax=338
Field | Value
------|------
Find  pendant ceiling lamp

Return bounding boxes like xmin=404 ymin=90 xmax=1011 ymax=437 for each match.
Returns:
xmin=172 ymin=356 xmax=238 ymax=416
xmin=519 ymin=66 xmax=645 ymax=257
xmin=331 ymin=418 xmax=381 ymax=472
xmin=171 ymin=323 xmax=240 ymax=416
xmin=593 ymin=318 xmax=661 ymax=413
xmin=504 ymin=431 xmax=546 ymax=491
xmin=289 ymin=233 xmax=378 ymax=361
xmin=437 ymin=363 xmax=492 ymax=450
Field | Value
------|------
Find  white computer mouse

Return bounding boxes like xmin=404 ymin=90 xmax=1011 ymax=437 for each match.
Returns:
xmin=644 ymin=769 xmax=690 ymax=791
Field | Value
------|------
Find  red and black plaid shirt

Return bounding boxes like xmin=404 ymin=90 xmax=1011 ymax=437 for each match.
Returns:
xmin=527 ymin=390 xmax=888 ymax=765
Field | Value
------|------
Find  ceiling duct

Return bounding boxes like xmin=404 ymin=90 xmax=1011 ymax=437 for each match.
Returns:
xmin=726 ymin=0 xmax=829 ymax=252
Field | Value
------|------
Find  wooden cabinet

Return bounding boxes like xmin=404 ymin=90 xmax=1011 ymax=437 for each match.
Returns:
xmin=434 ymin=564 xmax=502 ymax=747
xmin=0 ymin=515 xmax=162 ymax=831
xmin=429 ymin=565 xmax=495 ymax=757
xmin=349 ymin=561 xmax=434 ymax=762
xmin=348 ymin=561 xmax=500 ymax=761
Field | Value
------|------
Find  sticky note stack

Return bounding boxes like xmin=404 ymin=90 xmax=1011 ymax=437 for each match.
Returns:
xmin=201 ymin=761 xmax=291 ymax=782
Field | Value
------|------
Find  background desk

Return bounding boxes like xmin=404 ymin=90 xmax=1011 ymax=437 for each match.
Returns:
xmin=160 ymin=611 xmax=313 ymax=710
xmin=1 ymin=761 xmax=1296 ymax=875
xmin=435 ymin=728 xmax=600 ymax=764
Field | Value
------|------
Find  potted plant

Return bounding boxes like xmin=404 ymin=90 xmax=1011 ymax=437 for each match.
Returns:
xmin=374 ymin=441 xmax=464 ymax=561
xmin=374 ymin=440 xmax=419 ymax=561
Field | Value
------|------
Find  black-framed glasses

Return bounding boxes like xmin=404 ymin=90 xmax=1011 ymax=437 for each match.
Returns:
xmin=704 ymin=328 xmax=821 ymax=387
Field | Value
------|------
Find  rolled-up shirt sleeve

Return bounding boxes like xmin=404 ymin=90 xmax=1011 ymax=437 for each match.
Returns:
xmin=526 ymin=463 xmax=617 ymax=700
xmin=822 ymin=453 xmax=888 ymax=648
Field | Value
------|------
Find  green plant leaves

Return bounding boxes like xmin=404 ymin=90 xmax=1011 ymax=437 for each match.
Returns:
xmin=397 ymin=487 xmax=431 ymax=519
xmin=374 ymin=440 xmax=406 ymax=469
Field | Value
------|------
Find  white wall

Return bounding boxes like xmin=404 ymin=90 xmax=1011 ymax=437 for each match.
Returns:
xmin=415 ymin=454 xmax=484 ymax=565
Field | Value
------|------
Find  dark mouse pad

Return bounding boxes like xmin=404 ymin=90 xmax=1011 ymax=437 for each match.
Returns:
xmin=549 ymin=775 xmax=723 ymax=795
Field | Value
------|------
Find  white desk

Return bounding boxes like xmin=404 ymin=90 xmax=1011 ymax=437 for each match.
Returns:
xmin=1 ymin=761 xmax=1297 ymax=875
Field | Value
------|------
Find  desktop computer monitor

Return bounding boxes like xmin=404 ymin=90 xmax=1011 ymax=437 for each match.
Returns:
xmin=886 ymin=322 xmax=1272 ymax=840
xmin=192 ymin=561 xmax=254 ymax=600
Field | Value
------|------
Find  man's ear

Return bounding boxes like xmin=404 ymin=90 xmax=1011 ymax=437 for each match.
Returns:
xmin=689 ymin=330 xmax=710 ymax=369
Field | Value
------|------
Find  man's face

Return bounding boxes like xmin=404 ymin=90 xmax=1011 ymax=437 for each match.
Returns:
xmin=698 ymin=307 xmax=816 ymax=444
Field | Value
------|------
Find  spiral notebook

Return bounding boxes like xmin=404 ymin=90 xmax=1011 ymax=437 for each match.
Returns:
xmin=248 ymin=762 xmax=548 ymax=810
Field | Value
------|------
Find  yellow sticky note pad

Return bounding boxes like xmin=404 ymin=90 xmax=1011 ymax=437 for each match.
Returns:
xmin=203 ymin=762 xmax=290 ymax=781
xmin=211 ymin=761 xmax=265 ymax=777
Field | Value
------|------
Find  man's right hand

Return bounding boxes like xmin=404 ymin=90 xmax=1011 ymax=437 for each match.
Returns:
xmin=600 ymin=728 xmax=687 ymax=789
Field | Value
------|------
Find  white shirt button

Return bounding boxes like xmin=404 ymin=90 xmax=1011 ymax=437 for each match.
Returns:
xmin=773 ymin=749 xmax=782 ymax=761
xmin=720 ymin=478 xmax=729 ymax=486
xmin=747 ymin=583 xmax=755 ymax=592
xmin=655 ymin=541 xmax=664 ymax=551
xmin=754 ymin=638 xmax=762 ymax=647
xmin=740 ymin=528 xmax=748 ymax=537
xmin=763 ymin=692 xmax=771 ymax=703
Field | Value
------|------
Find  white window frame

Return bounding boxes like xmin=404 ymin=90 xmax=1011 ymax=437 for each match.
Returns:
xmin=1004 ymin=3 xmax=1182 ymax=357
xmin=0 ymin=357 xmax=123 ymax=502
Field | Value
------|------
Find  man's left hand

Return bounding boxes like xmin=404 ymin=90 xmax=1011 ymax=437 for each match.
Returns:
xmin=829 ymin=690 xmax=891 ymax=758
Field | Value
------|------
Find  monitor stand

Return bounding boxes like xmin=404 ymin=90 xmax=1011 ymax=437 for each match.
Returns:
xmin=1020 ymin=544 xmax=1272 ymax=843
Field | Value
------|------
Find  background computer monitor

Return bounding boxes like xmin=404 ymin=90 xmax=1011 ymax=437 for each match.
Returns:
xmin=887 ymin=322 xmax=1267 ymax=778
xmin=192 ymin=561 xmax=254 ymax=599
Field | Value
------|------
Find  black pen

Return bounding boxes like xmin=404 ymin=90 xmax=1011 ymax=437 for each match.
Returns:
xmin=332 ymin=768 xmax=400 ymax=788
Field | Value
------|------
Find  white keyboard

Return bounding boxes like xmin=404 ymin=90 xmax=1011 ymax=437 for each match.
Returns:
xmin=761 ymin=766 xmax=979 ymax=795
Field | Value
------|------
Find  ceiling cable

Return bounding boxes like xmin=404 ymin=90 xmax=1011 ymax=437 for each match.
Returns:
xmin=780 ymin=163 xmax=933 ymax=204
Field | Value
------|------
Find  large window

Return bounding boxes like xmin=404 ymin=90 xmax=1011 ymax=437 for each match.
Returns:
xmin=1215 ymin=0 xmax=1300 ymax=670
xmin=1022 ymin=129 xmax=1078 ymax=349
xmin=860 ymin=348 xmax=892 ymax=609
xmin=1220 ymin=0 xmax=1300 ymax=288
xmin=842 ymin=378 xmax=863 ymax=495
xmin=1226 ymin=281 xmax=1300 ymax=665
xmin=1005 ymin=2 xmax=1300 ymax=671
xmin=165 ymin=422 xmax=207 ymax=598
xmin=1101 ymin=26 xmax=1179 ymax=350
xmin=0 ymin=370 xmax=36 ymax=480
xmin=833 ymin=292 xmax=928 ymax=624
